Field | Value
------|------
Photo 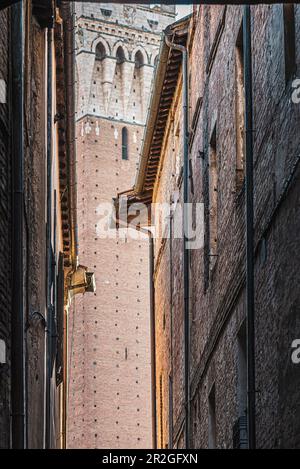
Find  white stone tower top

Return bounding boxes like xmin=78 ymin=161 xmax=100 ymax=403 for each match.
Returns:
xmin=75 ymin=3 xmax=176 ymax=125
xmin=76 ymin=3 xmax=176 ymax=30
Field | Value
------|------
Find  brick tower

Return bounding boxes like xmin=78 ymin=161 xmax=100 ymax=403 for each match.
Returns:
xmin=67 ymin=3 xmax=175 ymax=449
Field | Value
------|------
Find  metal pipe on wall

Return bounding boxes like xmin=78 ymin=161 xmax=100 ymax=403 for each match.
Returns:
xmin=165 ymin=33 xmax=190 ymax=449
xmin=243 ymin=5 xmax=256 ymax=450
xmin=149 ymin=233 xmax=157 ymax=449
xmin=11 ymin=0 xmax=25 ymax=450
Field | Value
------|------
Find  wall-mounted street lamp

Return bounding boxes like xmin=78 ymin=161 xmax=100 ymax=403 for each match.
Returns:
xmin=68 ymin=265 xmax=96 ymax=296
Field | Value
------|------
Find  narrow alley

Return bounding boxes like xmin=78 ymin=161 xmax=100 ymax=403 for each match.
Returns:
xmin=0 ymin=1 xmax=300 ymax=453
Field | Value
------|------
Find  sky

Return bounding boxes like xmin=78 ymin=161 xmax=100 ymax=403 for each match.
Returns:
xmin=176 ymin=4 xmax=193 ymax=19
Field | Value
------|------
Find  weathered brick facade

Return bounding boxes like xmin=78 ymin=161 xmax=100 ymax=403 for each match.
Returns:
xmin=67 ymin=3 xmax=175 ymax=449
xmin=0 ymin=1 xmax=78 ymax=448
xmin=131 ymin=4 xmax=300 ymax=449
xmin=0 ymin=6 xmax=12 ymax=449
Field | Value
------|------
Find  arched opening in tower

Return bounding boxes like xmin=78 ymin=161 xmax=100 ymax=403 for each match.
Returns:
xmin=135 ymin=50 xmax=144 ymax=69
xmin=116 ymin=46 xmax=126 ymax=65
xmin=96 ymin=42 xmax=106 ymax=61
xmin=130 ymin=50 xmax=145 ymax=123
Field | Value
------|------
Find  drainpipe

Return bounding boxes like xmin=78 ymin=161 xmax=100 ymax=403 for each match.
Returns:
xmin=11 ymin=0 xmax=25 ymax=449
xmin=243 ymin=6 xmax=256 ymax=450
xmin=45 ymin=25 xmax=54 ymax=450
xmin=165 ymin=33 xmax=190 ymax=449
xmin=169 ymin=205 xmax=174 ymax=449
xmin=149 ymin=232 xmax=157 ymax=449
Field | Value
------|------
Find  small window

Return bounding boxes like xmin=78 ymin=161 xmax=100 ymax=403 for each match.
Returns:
xmin=147 ymin=19 xmax=159 ymax=30
xmin=101 ymin=9 xmax=112 ymax=18
xmin=283 ymin=4 xmax=296 ymax=82
xmin=237 ymin=322 xmax=247 ymax=418
xmin=122 ymin=127 xmax=128 ymax=160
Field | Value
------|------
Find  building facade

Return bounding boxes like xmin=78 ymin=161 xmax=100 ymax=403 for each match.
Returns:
xmin=0 ymin=0 xmax=82 ymax=449
xmin=120 ymin=4 xmax=300 ymax=449
xmin=67 ymin=3 xmax=175 ymax=449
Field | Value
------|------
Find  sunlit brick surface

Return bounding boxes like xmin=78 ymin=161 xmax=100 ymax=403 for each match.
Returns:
xmin=67 ymin=3 xmax=175 ymax=449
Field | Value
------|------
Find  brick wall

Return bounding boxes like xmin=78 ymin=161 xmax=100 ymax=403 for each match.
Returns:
xmin=67 ymin=118 xmax=152 ymax=449
xmin=0 ymin=6 xmax=11 ymax=449
xmin=23 ymin=14 xmax=48 ymax=449
xmin=154 ymin=4 xmax=300 ymax=449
